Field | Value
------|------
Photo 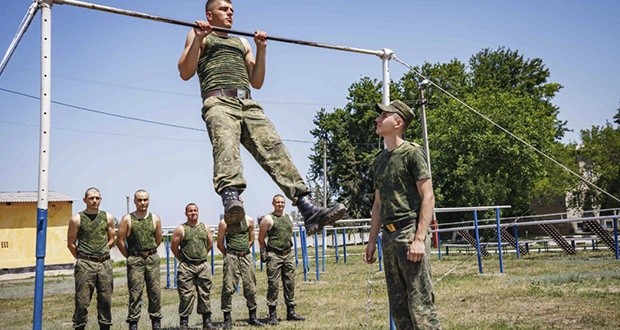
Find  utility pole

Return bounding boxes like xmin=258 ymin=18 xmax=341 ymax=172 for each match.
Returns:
xmin=322 ymin=139 xmax=328 ymax=208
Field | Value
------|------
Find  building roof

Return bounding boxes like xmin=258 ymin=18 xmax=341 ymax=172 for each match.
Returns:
xmin=0 ymin=191 xmax=75 ymax=203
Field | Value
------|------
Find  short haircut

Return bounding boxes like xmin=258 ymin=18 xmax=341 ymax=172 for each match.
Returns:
xmin=206 ymin=0 xmax=232 ymax=12
xmin=185 ymin=203 xmax=198 ymax=212
xmin=84 ymin=187 xmax=100 ymax=198
xmin=272 ymin=194 xmax=285 ymax=202
xmin=134 ymin=189 xmax=149 ymax=198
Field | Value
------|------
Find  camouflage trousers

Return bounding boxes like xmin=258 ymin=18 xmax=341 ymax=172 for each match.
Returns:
xmin=177 ymin=260 xmax=212 ymax=317
xmin=126 ymin=254 xmax=162 ymax=322
xmin=201 ymin=96 xmax=308 ymax=199
xmin=266 ymin=249 xmax=296 ymax=307
xmin=221 ymin=252 xmax=258 ymax=312
xmin=72 ymin=258 xmax=113 ymax=328
xmin=381 ymin=225 xmax=441 ymax=330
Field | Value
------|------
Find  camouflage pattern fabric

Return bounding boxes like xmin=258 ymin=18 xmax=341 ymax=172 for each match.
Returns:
xmin=177 ymin=261 xmax=212 ymax=317
xmin=373 ymin=141 xmax=431 ymax=225
xmin=199 ymin=77 xmax=309 ymax=199
xmin=72 ymin=258 xmax=113 ymax=328
xmin=126 ymin=212 xmax=157 ymax=252
xmin=126 ymin=254 xmax=162 ymax=322
xmin=221 ymin=252 xmax=258 ymax=312
xmin=382 ymin=225 xmax=440 ymax=329
xmin=77 ymin=211 xmax=110 ymax=256
xmin=266 ymin=213 xmax=293 ymax=250
xmin=266 ymin=249 xmax=296 ymax=307
xmin=198 ymin=34 xmax=249 ymax=97
xmin=180 ymin=222 xmax=210 ymax=262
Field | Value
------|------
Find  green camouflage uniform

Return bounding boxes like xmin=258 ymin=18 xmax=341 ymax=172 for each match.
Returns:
xmin=177 ymin=222 xmax=212 ymax=317
xmin=73 ymin=211 xmax=113 ymax=328
xmin=221 ymin=218 xmax=258 ymax=312
xmin=198 ymin=33 xmax=308 ymax=200
xmin=374 ymin=141 xmax=441 ymax=329
xmin=265 ymin=212 xmax=296 ymax=308
xmin=125 ymin=212 xmax=161 ymax=323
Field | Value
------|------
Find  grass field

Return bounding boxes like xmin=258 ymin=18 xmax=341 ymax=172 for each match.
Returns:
xmin=1 ymin=245 xmax=619 ymax=329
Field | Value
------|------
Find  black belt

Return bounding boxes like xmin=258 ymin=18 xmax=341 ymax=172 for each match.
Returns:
xmin=203 ymin=88 xmax=251 ymax=100
xmin=78 ymin=252 xmax=110 ymax=262
xmin=383 ymin=219 xmax=416 ymax=234
xmin=183 ymin=258 xmax=208 ymax=266
xmin=129 ymin=249 xmax=157 ymax=258
xmin=266 ymin=246 xmax=292 ymax=255
xmin=228 ymin=250 xmax=251 ymax=257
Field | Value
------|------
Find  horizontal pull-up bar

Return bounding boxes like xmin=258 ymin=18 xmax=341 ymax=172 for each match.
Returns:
xmin=53 ymin=0 xmax=387 ymax=58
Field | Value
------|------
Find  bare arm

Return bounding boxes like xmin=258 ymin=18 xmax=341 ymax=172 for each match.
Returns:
xmin=153 ymin=214 xmax=163 ymax=247
xmin=116 ymin=214 xmax=130 ymax=258
xmin=258 ymin=215 xmax=273 ymax=250
xmin=106 ymin=212 xmax=116 ymax=250
xmin=67 ymin=214 xmax=80 ymax=259
xmin=242 ymin=31 xmax=266 ymax=89
xmin=216 ymin=220 xmax=227 ymax=255
xmin=364 ymin=191 xmax=382 ymax=264
xmin=205 ymin=224 xmax=214 ymax=253
xmin=408 ymin=178 xmax=435 ymax=262
xmin=178 ymin=21 xmax=211 ymax=81
xmin=171 ymin=225 xmax=184 ymax=260
xmin=247 ymin=217 xmax=255 ymax=247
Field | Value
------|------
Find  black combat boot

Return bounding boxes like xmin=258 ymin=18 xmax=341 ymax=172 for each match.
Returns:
xmin=221 ymin=187 xmax=245 ymax=230
xmin=222 ymin=312 xmax=232 ymax=330
xmin=128 ymin=321 xmax=138 ymax=330
xmin=99 ymin=324 xmax=111 ymax=330
xmin=248 ymin=308 xmax=264 ymax=327
xmin=267 ymin=306 xmax=279 ymax=325
xmin=295 ymin=194 xmax=346 ymax=234
xmin=286 ymin=306 xmax=305 ymax=321
xmin=151 ymin=318 xmax=161 ymax=330
xmin=202 ymin=312 xmax=217 ymax=330
xmin=76 ymin=326 xmax=85 ymax=330
xmin=180 ymin=316 xmax=189 ymax=330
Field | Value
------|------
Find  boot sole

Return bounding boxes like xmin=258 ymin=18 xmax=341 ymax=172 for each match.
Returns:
xmin=305 ymin=204 xmax=346 ymax=235
xmin=224 ymin=204 xmax=245 ymax=226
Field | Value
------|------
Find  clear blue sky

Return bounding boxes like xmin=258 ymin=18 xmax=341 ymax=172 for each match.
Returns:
xmin=1 ymin=0 xmax=618 ymax=227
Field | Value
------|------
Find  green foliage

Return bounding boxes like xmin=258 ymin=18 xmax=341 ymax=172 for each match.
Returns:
xmin=309 ymin=47 xmax=577 ymax=219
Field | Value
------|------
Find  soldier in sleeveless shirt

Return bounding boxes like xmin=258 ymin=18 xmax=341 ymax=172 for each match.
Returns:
xmin=178 ymin=0 xmax=346 ymax=236
xmin=258 ymin=194 xmax=305 ymax=325
xmin=67 ymin=187 xmax=116 ymax=330
xmin=116 ymin=190 xmax=163 ymax=330
xmin=171 ymin=203 xmax=217 ymax=330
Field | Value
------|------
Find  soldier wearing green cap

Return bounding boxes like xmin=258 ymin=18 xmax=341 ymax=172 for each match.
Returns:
xmin=364 ymin=100 xmax=441 ymax=329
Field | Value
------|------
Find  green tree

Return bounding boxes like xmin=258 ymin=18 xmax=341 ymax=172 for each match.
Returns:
xmin=308 ymin=47 xmax=576 ymax=219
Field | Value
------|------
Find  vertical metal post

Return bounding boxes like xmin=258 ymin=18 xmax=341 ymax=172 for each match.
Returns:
xmin=321 ymin=227 xmax=326 ymax=272
xmin=0 ymin=2 xmax=39 ymax=76
xmin=377 ymin=234 xmax=383 ymax=272
xmin=380 ymin=48 xmax=393 ymax=105
xmin=33 ymin=2 xmax=52 ymax=329
xmin=513 ymin=225 xmax=520 ymax=259
xmin=495 ymin=208 xmax=504 ymax=273
xmin=166 ymin=236 xmax=171 ymax=288
xmin=473 ymin=210 xmax=483 ymax=274
xmin=342 ymin=229 xmax=348 ymax=264
xmin=613 ymin=215 xmax=619 ymax=260
xmin=323 ymin=140 xmax=327 ymax=207
xmin=334 ymin=228 xmax=339 ymax=263
xmin=314 ymin=233 xmax=320 ymax=281
xmin=293 ymin=230 xmax=299 ymax=267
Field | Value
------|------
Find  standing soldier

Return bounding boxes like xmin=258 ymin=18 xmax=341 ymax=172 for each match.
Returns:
xmin=67 ymin=187 xmax=116 ymax=330
xmin=116 ymin=189 xmax=163 ymax=330
xmin=217 ymin=210 xmax=264 ymax=329
xmin=171 ymin=203 xmax=217 ymax=330
xmin=364 ymin=100 xmax=441 ymax=329
xmin=258 ymin=194 xmax=305 ymax=325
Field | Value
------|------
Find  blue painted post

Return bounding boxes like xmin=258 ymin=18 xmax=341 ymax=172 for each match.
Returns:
xmin=173 ymin=254 xmax=178 ymax=288
xmin=293 ymin=230 xmax=299 ymax=268
xmin=436 ymin=226 xmax=442 ymax=261
xmin=473 ymin=209 xmax=483 ymax=274
xmin=314 ymin=233 xmax=320 ymax=281
xmin=389 ymin=312 xmax=396 ymax=330
xmin=166 ymin=236 xmax=171 ymax=288
xmin=321 ymin=227 xmax=326 ymax=272
xmin=495 ymin=208 xmax=504 ymax=273
xmin=211 ymin=243 xmax=215 ymax=276
xmin=252 ymin=242 xmax=257 ymax=269
xmin=343 ymin=228 xmax=348 ymax=264
xmin=299 ymin=225 xmax=308 ymax=282
xmin=334 ymin=228 xmax=339 ymax=263
xmin=613 ymin=216 xmax=619 ymax=260
xmin=377 ymin=234 xmax=383 ymax=272
xmin=513 ymin=225 xmax=520 ymax=259
xmin=33 ymin=208 xmax=48 ymax=330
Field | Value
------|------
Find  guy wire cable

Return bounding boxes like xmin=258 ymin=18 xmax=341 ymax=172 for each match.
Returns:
xmin=392 ymin=55 xmax=620 ymax=205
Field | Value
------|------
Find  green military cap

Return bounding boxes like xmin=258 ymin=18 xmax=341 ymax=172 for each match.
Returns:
xmin=375 ymin=100 xmax=415 ymax=126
